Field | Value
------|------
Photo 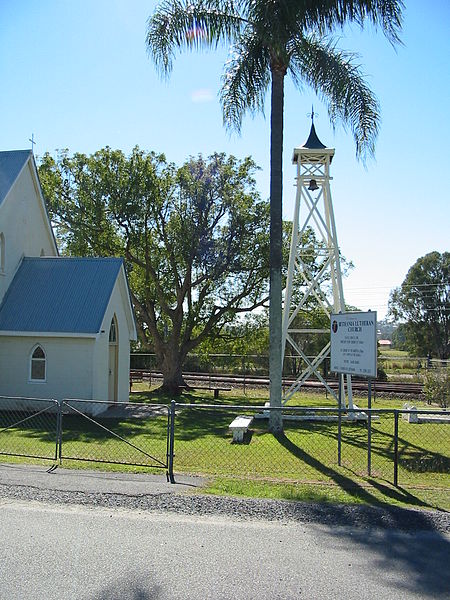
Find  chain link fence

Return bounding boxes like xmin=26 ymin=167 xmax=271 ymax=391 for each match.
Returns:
xmin=168 ymin=403 xmax=450 ymax=488
xmin=0 ymin=397 xmax=170 ymax=471
xmin=1 ymin=396 xmax=448 ymax=491
xmin=0 ymin=396 xmax=59 ymax=461
xmin=59 ymin=400 xmax=170 ymax=470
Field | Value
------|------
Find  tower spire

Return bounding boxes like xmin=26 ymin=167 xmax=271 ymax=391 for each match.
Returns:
xmin=302 ymin=108 xmax=326 ymax=150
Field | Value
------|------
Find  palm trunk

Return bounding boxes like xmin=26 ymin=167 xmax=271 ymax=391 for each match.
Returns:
xmin=268 ymin=65 xmax=285 ymax=433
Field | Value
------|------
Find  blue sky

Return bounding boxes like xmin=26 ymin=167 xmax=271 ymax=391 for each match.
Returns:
xmin=1 ymin=0 xmax=449 ymax=319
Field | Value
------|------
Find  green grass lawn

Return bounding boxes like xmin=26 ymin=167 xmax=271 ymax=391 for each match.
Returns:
xmin=1 ymin=388 xmax=448 ymax=511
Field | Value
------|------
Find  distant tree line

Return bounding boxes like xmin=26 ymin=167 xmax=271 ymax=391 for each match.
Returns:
xmin=389 ymin=251 xmax=449 ymax=360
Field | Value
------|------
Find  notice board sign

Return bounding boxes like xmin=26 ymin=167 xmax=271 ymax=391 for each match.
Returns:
xmin=330 ymin=311 xmax=377 ymax=377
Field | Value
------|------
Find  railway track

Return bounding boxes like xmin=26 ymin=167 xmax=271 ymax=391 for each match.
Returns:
xmin=130 ymin=369 xmax=424 ymax=395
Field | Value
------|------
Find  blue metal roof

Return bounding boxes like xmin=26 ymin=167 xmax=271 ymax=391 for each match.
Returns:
xmin=0 ymin=150 xmax=32 ymax=206
xmin=0 ymin=257 xmax=123 ymax=333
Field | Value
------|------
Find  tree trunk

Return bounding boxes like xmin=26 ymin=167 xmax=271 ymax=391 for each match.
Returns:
xmin=159 ymin=346 xmax=187 ymax=395
xmin=268 ymin=65 xmax=285 ymax=433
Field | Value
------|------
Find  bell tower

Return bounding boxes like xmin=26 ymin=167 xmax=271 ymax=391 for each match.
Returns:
xmin=282 ymin=115 xmax=353 ymax=408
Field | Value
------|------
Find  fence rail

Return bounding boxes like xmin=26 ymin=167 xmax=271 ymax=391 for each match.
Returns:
xmin=1 ymin=396 xmax=448 ymax=491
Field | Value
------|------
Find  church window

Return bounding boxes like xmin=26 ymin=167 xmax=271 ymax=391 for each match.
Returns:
xmin=30 ymin=345 xmax=46 ymax=381
xmin=109 ymin=317 xmax=117 ymax=343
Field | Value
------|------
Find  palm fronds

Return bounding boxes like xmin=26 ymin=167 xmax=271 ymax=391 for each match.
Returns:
xmin=220 ymin=30 xmax=271 ymax=131
xmin=290 ymin=35 xmax=380 ymax=160
xmin=147 ymin=0 xmax=246 ymax=75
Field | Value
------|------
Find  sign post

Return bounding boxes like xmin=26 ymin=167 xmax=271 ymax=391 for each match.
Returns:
xmin=330 ymin=311 xmax=377 ymax=474
xmin=368 ymin=378 xmax=372 ymax=476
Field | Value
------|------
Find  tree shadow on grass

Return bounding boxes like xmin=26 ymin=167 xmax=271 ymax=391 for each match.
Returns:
xmin=294 ymin=417 xmax=450 ymax=477
xmin=174 ymin=407 xmax=233 ymax=441
xmin=275 ymin=432 xmax=441 ymax=510
xmin=366 ymin=477 xmax=447 ymax=512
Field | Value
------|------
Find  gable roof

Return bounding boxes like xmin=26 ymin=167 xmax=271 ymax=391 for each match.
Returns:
xmin=0 ymin=150 xmax=32 ymax=206
xmin=0 ymin=149 xmax=59 ymax=256
xmin=0 ymin=257 xmax=124 ymax=334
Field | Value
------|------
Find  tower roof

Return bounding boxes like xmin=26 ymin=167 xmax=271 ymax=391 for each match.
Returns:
xmin=293 ymin=118 xmax=334 ymax=164
xmin=302 ymin=122 xmax=327 ymax=149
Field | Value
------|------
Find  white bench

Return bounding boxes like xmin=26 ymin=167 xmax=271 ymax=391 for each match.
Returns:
xmin=229 ymin=415 xmax=254 ymax=443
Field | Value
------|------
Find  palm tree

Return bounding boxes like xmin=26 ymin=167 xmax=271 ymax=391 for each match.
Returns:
xmin=147 ymin=0 xmax=403 ymax=431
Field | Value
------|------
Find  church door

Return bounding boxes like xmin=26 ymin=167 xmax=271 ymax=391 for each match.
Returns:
xmin=108 ymin=316 xmax=118 ymax=402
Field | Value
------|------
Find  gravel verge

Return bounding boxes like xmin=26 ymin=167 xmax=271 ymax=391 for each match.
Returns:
xmin=0 ymin=480 xmax=448 ymax=534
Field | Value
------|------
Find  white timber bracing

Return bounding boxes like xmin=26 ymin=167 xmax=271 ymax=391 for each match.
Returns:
xmin=282 ymin=122 xmax=353 ymax=409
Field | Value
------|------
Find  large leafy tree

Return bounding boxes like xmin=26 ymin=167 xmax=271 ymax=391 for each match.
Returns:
xmin=147 ymin=0 xmax=403 ymax=429
xmin=389 ymin=252 xmax=450 ymax=360
xmin=38 ymin=147 xmax=272 ymax=392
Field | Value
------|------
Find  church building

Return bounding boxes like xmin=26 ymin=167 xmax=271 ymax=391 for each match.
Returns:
xmin=0 ymin=150 xmax=136 ymax=407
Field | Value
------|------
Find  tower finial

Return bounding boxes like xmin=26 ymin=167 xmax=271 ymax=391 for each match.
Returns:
xmin=307 ymin=105 xmax=318 ymax=125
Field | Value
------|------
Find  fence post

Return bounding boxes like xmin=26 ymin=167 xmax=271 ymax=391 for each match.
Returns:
xmin=56 ymin=400 xmax=63 ymax=464
xmin=167 ymin=400 xmax=176 ymax=484
xmin=338 ymin=405 xmax=342 ymax=466
xmin=394 ymin=410 xmax=399 ymax=487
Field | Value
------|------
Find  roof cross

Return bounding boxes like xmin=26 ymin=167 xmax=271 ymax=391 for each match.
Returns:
xmin=29 ymin=133 xmax=36 ymax=153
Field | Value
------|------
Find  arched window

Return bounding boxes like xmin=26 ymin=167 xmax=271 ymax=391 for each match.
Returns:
xmin=109 ymin=317 xmax=117 ymax=343
xmin=30 ymin=345 xmax=46 ymax=381
xmin=0 ymin=232 xmax=5 ymax=273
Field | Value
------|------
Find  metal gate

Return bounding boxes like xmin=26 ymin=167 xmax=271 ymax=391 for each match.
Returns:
xmin=0 ymin=396 xmax=59 ymax=461
xmin=59 ymin=399 xmax=170 ymax=471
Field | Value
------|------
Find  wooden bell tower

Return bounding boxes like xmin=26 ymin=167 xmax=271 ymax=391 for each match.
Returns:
xmin=282 ymin=115 xmax=353 ymax=408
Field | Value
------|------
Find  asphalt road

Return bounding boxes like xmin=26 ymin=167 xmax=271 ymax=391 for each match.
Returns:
xmin=0 ymin=464 xmax=449 ymax=599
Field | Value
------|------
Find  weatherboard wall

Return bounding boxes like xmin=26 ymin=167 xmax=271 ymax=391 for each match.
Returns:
xmin=0 ymin=157 xmax=57 ymax=303
xmin=93 ymin=270 xmax=134 ymax=402
xmin=0 ymin=335 xmax=94 ymax=401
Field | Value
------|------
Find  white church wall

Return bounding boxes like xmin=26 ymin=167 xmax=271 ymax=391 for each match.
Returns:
xmin=0 ymin=336 xmax=94 ymax=401
xmin=0 ymin=162 xmax=56 ymax=302
xmin=93 ymin=273 xmax=133 ymax=403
